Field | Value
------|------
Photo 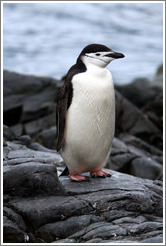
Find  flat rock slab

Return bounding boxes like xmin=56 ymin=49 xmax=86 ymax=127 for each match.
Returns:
xmin=4 ymin=168 xmax=163 ymax=243
xmin=3 ymin=127 xmax=163 ymax=243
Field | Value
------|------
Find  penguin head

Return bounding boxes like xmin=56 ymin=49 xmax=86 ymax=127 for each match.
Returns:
xmin=79 ymin=43 xmax=125 ymax=68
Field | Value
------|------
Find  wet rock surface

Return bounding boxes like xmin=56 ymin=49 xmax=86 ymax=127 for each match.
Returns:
xmin=3 ymin=67 xmax=163 ymax=243
xmin=115 ymin=64 xmax=163 ymax=109
xmin=3 ymin=70 xmax=62 ymax=140
xmin=106 ymin=135 xmax=163 ymax=180
xmin=3 ymin=127 xmax=163 ymax=243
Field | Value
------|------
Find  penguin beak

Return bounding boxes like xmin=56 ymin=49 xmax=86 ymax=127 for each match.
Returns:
xmin=105 ymin=51 xmax=125 ymax=59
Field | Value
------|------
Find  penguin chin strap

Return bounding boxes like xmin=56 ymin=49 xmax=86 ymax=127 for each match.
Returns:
xmin=84 ymin=54 xmax=107 ymax=64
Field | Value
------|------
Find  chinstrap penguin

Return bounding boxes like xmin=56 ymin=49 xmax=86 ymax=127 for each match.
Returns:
xmin=56 ymin=43 xmax=124 ymax=181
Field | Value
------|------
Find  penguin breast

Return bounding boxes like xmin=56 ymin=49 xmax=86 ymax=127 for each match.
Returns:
xmin=62 ymin=68 xmax=115 ymax=168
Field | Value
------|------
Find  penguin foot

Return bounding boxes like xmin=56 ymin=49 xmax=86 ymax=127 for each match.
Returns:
xmin=90 ymin=170 xmax=111 ymax=178
xmin=69 ymin=173 xmax=87 ymax=182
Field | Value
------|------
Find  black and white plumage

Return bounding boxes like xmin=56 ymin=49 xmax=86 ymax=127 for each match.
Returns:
xmin=56 ymin=44 xmax=124 ymax=181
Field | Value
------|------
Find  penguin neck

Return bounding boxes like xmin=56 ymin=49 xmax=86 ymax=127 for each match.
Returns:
xmin=86 ymin=63 xmax=108 ymax=78
xmin=80 ymin=56 xmax=108 ymax=75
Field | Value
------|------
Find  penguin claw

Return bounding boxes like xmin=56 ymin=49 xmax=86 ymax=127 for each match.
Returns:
xmin=102 ymin=170 xmax=111 ymax=177
xmin=90 ymin=170 xmax=111 ymax=178
xmin=91 ymin=174 xmax=106 ymax=178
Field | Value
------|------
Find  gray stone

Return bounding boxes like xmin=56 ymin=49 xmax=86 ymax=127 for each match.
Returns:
xmin=130 ymin=157 xmax=162 ymax=180
xmin=119 ymin=133 xmax=162 ymax=156
xmin=106 ymin=134 xmax=162 ymax=180
xmin=5 ymin=169 xmax=162 ymax=243
xmin=115 ymin=65 xmax=163 ymax=108
xmin=3 ymin=134 xmax=64 ymax=198
xmin=52 ymin=239 xmax=76 ymax=243
xmin=3 ymin=216 xmax=28 ymax=243
xmin=112 ymin=215 xmax=146 ymax=225
xmin=3 ymin=70 xmax=61 ymax=136
xmin=129 ymin=222 xmax=163 ymax=234
xmin=36 ymin=215 xmax=94 ymax=242
xmin=107 ymin=152 xmax=135 ymax=171
xmin=29 ymin=142 xmax=57 ymax=153
xmin=3 ymin=125 xmax=15 ymax=141
xmin=34 ymin=126 xmax=57 ymax=149
xmin=82 ymin=223 xmax=127 ymax=240
xmin=4 ymin=163 xmax=65 ymax=197
xmin=3 ymin=207 xmax=27 ymax=231
xmin=142 ymin=93 xmax=163 ymax=133
xmin=140 ymin=236 xmax=163 ymax=243
xmin=24 ymin=112 xmax=57 ymax=137
xmin=16 ymin=135 xmax=32 ymax=146
xmin=10 ymin=124 xmax=23 ymax=137
xmin=115 ymin=91 xmax=162 ymax=150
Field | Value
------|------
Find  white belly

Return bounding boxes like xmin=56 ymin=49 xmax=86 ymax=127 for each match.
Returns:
xmin=61 ymin=68 xmax=115 ymax=172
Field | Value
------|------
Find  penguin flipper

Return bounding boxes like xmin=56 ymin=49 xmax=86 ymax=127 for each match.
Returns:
xmin=56 ymin=61 xmax=85 ymax=151
xmin=56 ymin=73 xmax=73 ymax=151
xmin=56 ymin=92 xmax=67 ymax=151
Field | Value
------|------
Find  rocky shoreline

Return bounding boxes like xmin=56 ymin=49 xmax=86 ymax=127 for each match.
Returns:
xmin=3 ymin=66 xmax=163 ymax=243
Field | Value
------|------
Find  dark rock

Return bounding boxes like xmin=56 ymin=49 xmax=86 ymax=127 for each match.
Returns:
xmin=3 ymin=125 xmax=16 ymax=141
xmin=119 ymin=133 xmax=162 ymax=156
xmin=115 ymin=64 xmax=163 ymax=108
xmin=130 ymin=157 xmax=162 ymax=180
xmin=3 ymin=206 xmax=33 ymax=243
xmin=29 ymin=142 xmax=57 ymax=153
xmin=3 ymin=130 xmax=64 ymax=197
xmin=78 ymin=222 xmax=127 ymax=241
xmin=3 ymin=70 xmax=61 ymax=137
xmin=3 ymin=131 xmax=163 ymax=243
xmin=21 ymin=88 xmax=57 ymax=123
xmin=3 ymin=146 xmax=10 ymax=160
xmin=140 ymin=236 xmax=163 ymax=243
xmin=3 ymin=146 xmax=62 ymax=166
xmin=115 ymin=91 xmax=162 ymax=149
xmin=16 ymin=135 xmax=32 ymax=146
xmin=114 ymin=66 xmax=163 ymax=151
xmin=24 ymin=112 xmax=57 ymax=137
xmin=3 ymin=217 xmax=28 ymax=243
xmin=112 ymin=215 xmax=146 ymax=224
xmin=34 ymin=126 xmax=57 ymax=149
xmin=4 ymin=207 xmax=27 ymax=231
xmin=108 ymin=151 xmax=136 ymax=172
xmin=129 ymin=221 xmax=162 ymax=235
xmin=52 ymin=239 xmax=76 ymax=243
xmin=4 ymin=163 xmax=65 ymax=197
xmin=106 ymin=135 xmax=162 ymax=180
xmin=142 ymin=93 xmax=163 ymax=132
xmin=7 ymin=171 xmax=162 ymax=243
xmin=10 ymin=124 xmax=23 ymax=137
xmin=36 ymin=215 xmax=96 ymax=242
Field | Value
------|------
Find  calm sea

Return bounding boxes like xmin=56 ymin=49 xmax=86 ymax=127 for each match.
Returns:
xmin=3 ymin=2 xmax=163 ymax=84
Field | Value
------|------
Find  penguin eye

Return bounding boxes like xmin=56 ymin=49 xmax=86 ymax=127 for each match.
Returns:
xmin=95 ymin=53 xmax=100 ymax=56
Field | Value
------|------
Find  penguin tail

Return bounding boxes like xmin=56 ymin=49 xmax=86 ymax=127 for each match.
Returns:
xmin=59 ymin=167 xmax=69 ymax=176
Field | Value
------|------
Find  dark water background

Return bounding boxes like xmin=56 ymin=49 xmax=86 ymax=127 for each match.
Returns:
xmin=3 ymin=2 xmax=163 ymax=84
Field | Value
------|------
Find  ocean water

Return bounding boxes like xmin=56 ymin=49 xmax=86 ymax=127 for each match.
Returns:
xmin=3 ymin=2 xmax=163 ymax=84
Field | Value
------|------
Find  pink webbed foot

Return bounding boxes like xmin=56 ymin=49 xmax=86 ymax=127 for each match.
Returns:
xmin=90 ymin=169 xmax=111 ymax=178
xmin=69 ymin=172 xmax=87 ymax=182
